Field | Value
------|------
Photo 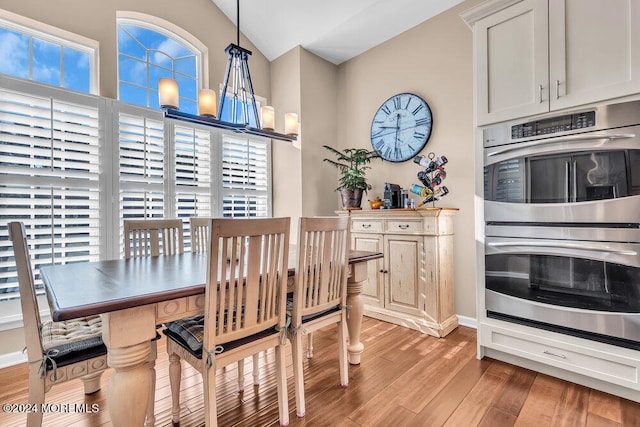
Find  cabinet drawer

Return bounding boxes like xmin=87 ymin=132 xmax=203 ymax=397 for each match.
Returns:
xmin=352 ymin=220 xmax=383 ymax=233
xmin=385 ymin=220 xmax=422 ymax=234
xmin=481 ymin=324 xmax=640 ymax=389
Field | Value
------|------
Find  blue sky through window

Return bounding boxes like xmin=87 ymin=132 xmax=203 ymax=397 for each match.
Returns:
xmin=0 ymin=26 xmax=91 ymax=93
xmin=118 ymin=24 xmax=199 ymax=114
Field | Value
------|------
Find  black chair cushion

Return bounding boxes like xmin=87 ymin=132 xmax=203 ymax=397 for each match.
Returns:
xmin=165 ymin=314 xmax=205 ymax=352
xmin=163 ymin=325 xmax=278 ymax=360
xmin=44 ymin=341 xmax=107 ymax=371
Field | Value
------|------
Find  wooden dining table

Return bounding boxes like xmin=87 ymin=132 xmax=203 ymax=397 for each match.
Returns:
xmin=40 ymin=249 xmax=382 ymax=426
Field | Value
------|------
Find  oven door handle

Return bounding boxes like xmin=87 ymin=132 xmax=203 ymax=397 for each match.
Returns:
xmin=486 ymin=133 xmax=635 ymax=157
xmin=487 ymin=241 xmax=638 ymax=256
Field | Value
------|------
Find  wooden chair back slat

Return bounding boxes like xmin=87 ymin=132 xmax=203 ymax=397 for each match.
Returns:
xmin=190 ymin=217 xmax=210 ymax=254
xmin=204 ymin=217 xmax=290 ymax=348
xmin=123 ymin=219 xmax=184 ymax=259
xmin=293 ymin=217 xmax=350 ymax=321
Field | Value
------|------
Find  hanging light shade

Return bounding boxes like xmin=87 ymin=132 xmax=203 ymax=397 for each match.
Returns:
xmin=158 ymin=78 xmax=179 ymax=109
xmin=198 ymin=89 xmax=217 ymax=117
xmin=159 ymin=0 xmax=297 ymax=142
xmin=261 ymin=106 xmax=275 ymax=130
xmin=285 ymin=113 xmax=299 ymax=136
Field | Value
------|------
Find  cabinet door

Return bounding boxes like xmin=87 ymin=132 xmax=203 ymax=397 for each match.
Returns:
xmin=352 ymin=233 xmax=384 ymax=308
xmin=549 ymin=0 xmax=640 ymax=111
xmin=475 ymin=0 xmax=549 ymax=125
xmin=385 ymin=235 xmax=422 ymax=317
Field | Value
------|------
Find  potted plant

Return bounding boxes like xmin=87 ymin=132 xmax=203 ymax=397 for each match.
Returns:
xmin=323 ymin=145 xmax=379 ymax=209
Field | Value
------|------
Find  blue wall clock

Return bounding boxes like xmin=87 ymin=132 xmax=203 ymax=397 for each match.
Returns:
xmin=370 ymin=93 xmax=433 ymax=162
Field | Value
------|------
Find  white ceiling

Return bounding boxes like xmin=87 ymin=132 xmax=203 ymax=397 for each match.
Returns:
xmin=210 ymin=0 xmax=463 ymax=65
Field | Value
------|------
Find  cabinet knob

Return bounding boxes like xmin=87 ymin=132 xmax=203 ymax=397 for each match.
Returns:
xmin=379 ymin=269 xmax=388 ymax=273
xmin=362 ymin=224 xmax=371 ymax=229
xmin=398 ymin=224 xmax=410 ymax=229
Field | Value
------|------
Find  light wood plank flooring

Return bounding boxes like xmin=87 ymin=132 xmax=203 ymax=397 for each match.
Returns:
xmin=1 ymin=317 xmax=639 ymax=426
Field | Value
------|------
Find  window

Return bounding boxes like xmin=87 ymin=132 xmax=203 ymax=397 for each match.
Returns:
xmin=0 ymin=9 xmax=98 ymax=94
xmin=0 ymin=76 xmax=272 ymax=307
xmin=117 ymin=17 xmax=203 ymax=114
xmin=115 ymin=105 xmax=214 ymax=253
xmin=221 ymin=135 xmax=270 ymax=217
xmin=174 ymin=124 xmax=212 ymax=220
xmin=0 ymin=80 xmax=101 ymax=301
xmin=117 ymin=104 xmax=166 ymax=221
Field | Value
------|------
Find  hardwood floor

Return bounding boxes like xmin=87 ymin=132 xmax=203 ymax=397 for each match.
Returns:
xmin=1 ymin=317 xmax=639 ymax=426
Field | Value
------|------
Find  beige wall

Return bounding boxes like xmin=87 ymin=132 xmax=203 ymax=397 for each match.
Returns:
xmin=271 ymin=46 xmax=341 ymax=239
xmin=299 ymin=48 xmax=340 ymax=216
xmin=271 ymin=47 xmax=302 ymax=240
xmin=333 ymin=0 xmax=483 ymax=319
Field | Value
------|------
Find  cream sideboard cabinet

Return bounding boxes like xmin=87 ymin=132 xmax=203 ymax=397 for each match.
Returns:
xmin=462 ymin=0 xmax=640 ymax=125
xmin=337 ymin=208 xmax=458 ymax=337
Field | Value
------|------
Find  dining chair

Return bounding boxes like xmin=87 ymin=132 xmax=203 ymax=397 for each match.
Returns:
xmin=8 ymin=222 xmax=108 ymax=427
xmin=190 ymin=217 xmax=261 ymax=392
xmin=164 ymin=217 xmax=290 ymax=426
xmin=123 ymin=218 xmax=184 ymax=258
xmin=123 ymin=218 xmax=184 ymax=427
xmin=289 ymin=216 xmax=351 ymax=417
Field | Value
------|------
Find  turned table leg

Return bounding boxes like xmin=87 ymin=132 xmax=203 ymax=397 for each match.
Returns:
xmin=346 ymin=262 xmax=368 ymax=365
xmin=102 ymin=305 xmax=157 ymax=426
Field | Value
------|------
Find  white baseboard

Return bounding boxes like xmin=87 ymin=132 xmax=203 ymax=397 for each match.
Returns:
xmin=0 ymin=350 xmax=26 ymax=369
xmin=457 ymin=315 xmax=477 ymax=329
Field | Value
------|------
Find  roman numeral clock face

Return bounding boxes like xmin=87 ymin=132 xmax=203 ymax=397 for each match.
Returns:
xmin=370 ymin=93 xmax=432 ymax=162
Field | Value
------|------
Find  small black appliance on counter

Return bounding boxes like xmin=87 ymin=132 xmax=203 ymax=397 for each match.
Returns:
xmin=383 ymin=182 xmax=403 ymax=209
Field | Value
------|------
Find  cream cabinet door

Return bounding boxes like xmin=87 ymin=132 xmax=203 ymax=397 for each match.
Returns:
xmin=384 ymin=235 xmax=422 ymax=317
xmin=352 ymin=233 xmax=384 ymax=308
xmin=475 ymin=0 xmax=549 ymax=125
xmin=549 ymin=0 xmax=640 ymax=111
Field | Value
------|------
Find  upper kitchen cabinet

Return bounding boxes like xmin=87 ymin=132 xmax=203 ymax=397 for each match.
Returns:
xmin=463 ymin=0 xmax=640 ymax=125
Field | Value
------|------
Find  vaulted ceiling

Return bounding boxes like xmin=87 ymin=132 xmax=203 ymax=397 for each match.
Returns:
xmin=210 ymin=0 xmax=463 ymax=65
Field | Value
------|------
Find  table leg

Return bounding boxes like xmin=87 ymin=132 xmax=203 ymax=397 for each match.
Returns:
xmin=346 ymin=262 xmax=368 ymax=365
xmin=102 ymin=306 xmax=157 ymax=426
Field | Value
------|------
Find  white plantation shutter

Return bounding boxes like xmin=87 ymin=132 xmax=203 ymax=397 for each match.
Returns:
xmin=221 ymin=134 xmax=270 ymax=218
xmin=0 ymin=87 xmax=100 ymax=301
xmin=174 ymin=124 xmax=212 ymax=249
xmin=117 ymin=107 xmax=165 ymax=221
xmin=0 ymin=77 xmax=272 ymax=309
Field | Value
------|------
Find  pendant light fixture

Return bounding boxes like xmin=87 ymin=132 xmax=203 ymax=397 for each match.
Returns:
xmin=159 ymin=0 xmax=298 ymax=141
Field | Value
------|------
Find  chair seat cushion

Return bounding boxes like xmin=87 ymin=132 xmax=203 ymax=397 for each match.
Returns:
xmin=41 ymin=315 xmax=104 ymax=357
xmin=165 ymin=315 xmax=205 ymax=352
xmin=163 ymin=322 xmax=278 ymax=360
xmin=44 ymin=342 xmax=107 ymax=371
xmin=40 ymin=315 xmax=107 ymax=372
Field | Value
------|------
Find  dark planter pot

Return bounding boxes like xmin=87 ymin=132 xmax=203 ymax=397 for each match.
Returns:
xmin=340 ymin=188 xmax=363 ymax=209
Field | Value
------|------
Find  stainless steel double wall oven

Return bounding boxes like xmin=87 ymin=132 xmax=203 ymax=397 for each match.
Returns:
xmin=483 ymin=100 xmax=640 ymax=349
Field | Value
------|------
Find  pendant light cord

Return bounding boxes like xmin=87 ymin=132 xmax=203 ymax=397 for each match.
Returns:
xmin=236 ymin=0 xmax=240 ymax=46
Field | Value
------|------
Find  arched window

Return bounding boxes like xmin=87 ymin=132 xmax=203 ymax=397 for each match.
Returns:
xmin=117 ymin=14 xmax=207 ymax=115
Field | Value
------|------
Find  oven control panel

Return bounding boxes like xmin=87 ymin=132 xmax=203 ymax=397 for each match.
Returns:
xmin=511 ymin=111 xmax=596 ymax=139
